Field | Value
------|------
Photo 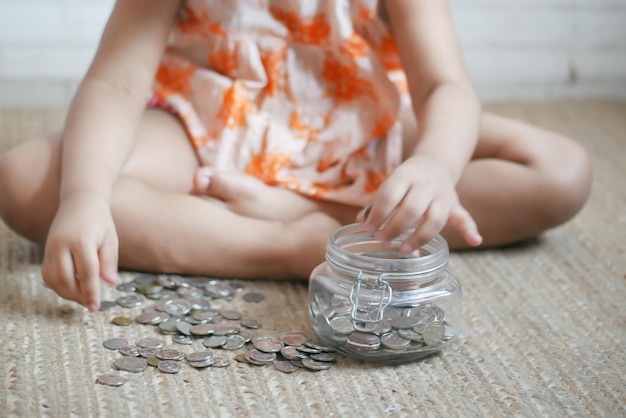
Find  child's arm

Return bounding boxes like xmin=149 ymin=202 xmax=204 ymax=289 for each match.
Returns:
xmin=42 ymin=0 xmax=182 ymax=311
xmin=363 ymin=0 xmax=483 ymax=252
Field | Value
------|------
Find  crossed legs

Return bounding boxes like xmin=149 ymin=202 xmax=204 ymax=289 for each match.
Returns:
xmin=0 ymin=107 xmax=592 ymax=280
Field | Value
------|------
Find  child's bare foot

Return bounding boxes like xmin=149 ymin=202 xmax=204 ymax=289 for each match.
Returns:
xmin=192 ymin=167 xmax=322 ymax=222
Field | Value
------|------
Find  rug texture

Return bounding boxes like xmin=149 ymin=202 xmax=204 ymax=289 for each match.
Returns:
xmin=0 ymin=101 xmax=625 ymax=417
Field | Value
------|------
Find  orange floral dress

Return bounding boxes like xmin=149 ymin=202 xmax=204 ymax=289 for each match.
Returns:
xmin=152 ymin=0 xmax=410 ymax=206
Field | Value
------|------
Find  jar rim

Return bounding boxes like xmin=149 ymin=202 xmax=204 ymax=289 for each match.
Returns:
xmin=326 ymin=223 xmax=449 ymax=278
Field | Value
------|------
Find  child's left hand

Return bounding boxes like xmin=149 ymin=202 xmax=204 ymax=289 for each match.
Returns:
xmin=358 ymin=154 xmax=482 ymax=253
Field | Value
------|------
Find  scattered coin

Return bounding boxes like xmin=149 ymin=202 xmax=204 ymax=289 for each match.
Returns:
xmin=242 ymin=292 xmax=265 ymax=303
xmin=252 ymin=337 xmax=284 ymax=353
xmin=158 ymin=360 xmax=182 ymax=374
xmin=280 ymin=331 xmax=311 ymax=346
xmin=96 ymin=373 xmax=127 ymax=387
xmin=114 ymin=357 xmax=148 ymax=373
xmin=274 ymin=361 xmax=299 ymax=373
xmin=211 ymin=357 xmax=231 ymax=368
xmin=301 ymin=357 xmax=331 ymax=371
xmin=112 ymin=316 xmax=134 ymax=327
xmin=99 ymin=301 xmax=117 ymax=311
xmin=116 ymin=294 xmax=145 ymax=308
xmin=103 ymin=338 xmax=129 ymax=350
xmin=137 ymin=337 xmax=165 ymax=349
xmin=119 ymin=346 xmax=140 ymax=357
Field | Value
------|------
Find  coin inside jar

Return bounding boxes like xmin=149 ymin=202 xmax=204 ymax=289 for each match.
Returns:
xmin=346 ymin=332 xmax=381 ymax=350
xmin=421 ymin=321 xmax=445 ymax=346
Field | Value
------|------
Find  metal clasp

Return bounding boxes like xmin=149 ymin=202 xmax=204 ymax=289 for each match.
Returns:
xmin=349 ymin=272 xmax=392 ymax=323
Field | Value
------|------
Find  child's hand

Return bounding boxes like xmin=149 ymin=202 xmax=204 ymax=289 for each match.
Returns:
xmin=42 ymin=193 xmax=119 ymax=311
xmin=358 ymin=155 xmax=482 ymax=253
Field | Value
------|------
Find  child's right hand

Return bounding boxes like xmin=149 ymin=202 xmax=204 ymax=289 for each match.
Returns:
xmin=41 ymin=193 xmax=119 ymax=311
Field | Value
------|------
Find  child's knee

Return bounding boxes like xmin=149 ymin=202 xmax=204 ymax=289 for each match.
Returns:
xmin=540 ymin=141 xmax=592 ymax=225
xmin=0 ymin=135 xmax=62 ymax=239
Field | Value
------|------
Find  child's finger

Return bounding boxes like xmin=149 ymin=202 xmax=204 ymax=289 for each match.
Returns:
xmin=73 ymin=245 xmax=102 ymax=312
xmin=448 ymin=206 xmax=483 ymax=246
xmin=399 ymin=199 xmax=448 ymax=254
xmin=99 ymin=232 xmax=119 ymax=286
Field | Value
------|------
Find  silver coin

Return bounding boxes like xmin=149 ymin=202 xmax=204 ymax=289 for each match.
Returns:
xmin=119 ymin=345 xmax=140 ymax=357
xmin=204 ymin=282 xmax=233 ymax=299
xmin=240 ymin=318 xmax=262 ymax=329
xmin=346 ymin=332 xmax=381 ymax=350
xmin=99 ymin=301 xmax=117 ymax=311
xmin=310 ymin=352 xmax=337 ymax=362
xmin=398 ymin=327 xmax=424 ymax=342
xmin=163 ymin=299 xmax=192 ymax=316
xmin=116 ymin=294 xmax=145 ymax=308
xmin=329 ymin=315 xmax=355 ymax=334
xmin=156 ymin=274 xmax=178 ymax=289
xmin=301 ymin=357 xmax=331 ymax=371
xmin=103 ymin=338 xmax=128 ymax=350
xmin=252 ymin=336 xmax=284 ymax=353
xmin=176 ymin=321 xmax=193 ymax=336
xmin=134 ymin=273 xmax=158 ymax=285
xmin=211 ymin=357 xmax=231 ymax=367
xmin=173 ymin=334 xmax=195 ymax=345
xmin=245 ymin=349 xmax=276 ymax=365
xmin=390 ymin=316 xmax=422 ymax=329
xmin=223 ymin=335 xmax=246 ymax=350
xmin=116 ymin=282 xmax=137 ymax=293
xmin=135 ymin=311 xmax=169 ymax=325
xmin=220 ymin=310 xmax=242 ymax=320
xmin=96 ymin=373 xmax=127 ymax=387
xmin=158 ymin=318 xmax=181 ymax=334
xmin=213 ymin=324 xmax=239 ymax=336
xmin=192 ymin=310 xmax=220 ymax=322
xmin=304 ymin=340 xmax=336 ymax=352
xmin=138 ymin=348 xmax=159 ymax=358
xmin=158 ymin=360 xmax=182 ymax=374
xmin=281 ymin=346 xmax=305 ymax=360
xmin=422 ymin=321 xmax=445 ymax=346
xmin=157 ymin=349 xmax=185 ymax=361
xmin=242 ymin=292 xmax=265 ymax=303
xmin=137 ymin=337 xmax=165 ymax=349
xmin=190 ymin=324 xmax=216 ymax=336
xmin=238 ymin=329 xmax=254 ymax=343
xmin=380 ymin=331 xmax=412 ymax=350
xmin=188 ymin=359 xmax=214 ymax=368
xmin=295 ymin=345 xmax=321 ymax=355
xmin=187 ymin=350 xmax=214 ymax=363
xmin=203 ymin=335 xmax=227 ymax=348
xmin=114 ymin=356 xmax=148 ymax=373
xmin=279 ymin=331 xmax=311 ymax=346
xmin=274 ymin=361 xmax=299 ymax=373
xmin=177 ymin=286 xmax=203 ymax=299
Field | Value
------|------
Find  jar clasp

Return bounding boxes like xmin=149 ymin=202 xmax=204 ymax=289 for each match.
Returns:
xmin=349 ymin=272 xmax=392 ymax=323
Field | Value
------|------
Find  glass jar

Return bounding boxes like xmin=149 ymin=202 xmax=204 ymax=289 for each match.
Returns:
xmin=308 ymin=223 xmax=463 ymax=363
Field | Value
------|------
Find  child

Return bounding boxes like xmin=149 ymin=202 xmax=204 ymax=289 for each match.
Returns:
xmin=0 ymin=0 xmax=591 ymax=312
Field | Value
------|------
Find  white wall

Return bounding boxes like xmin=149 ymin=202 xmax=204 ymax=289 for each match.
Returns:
xmin=0 ymin=0 xmax=625 ymax=107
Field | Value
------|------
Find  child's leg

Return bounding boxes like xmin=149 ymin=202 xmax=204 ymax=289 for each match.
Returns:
xmin=400 ymin=110 xmax=593 ymax=249
xmin=0 ymin=110 xmax=340 ymax=279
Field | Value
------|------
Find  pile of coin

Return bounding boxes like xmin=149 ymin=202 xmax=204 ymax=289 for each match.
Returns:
xmin=311 ymin=301 xmax=458 ymax=360
xmin=95 ymin=274 xmax=338 ymax=387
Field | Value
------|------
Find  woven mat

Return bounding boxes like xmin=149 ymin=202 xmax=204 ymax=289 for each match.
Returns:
xmin=1 ymin=101 xmax=625 ymax=417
